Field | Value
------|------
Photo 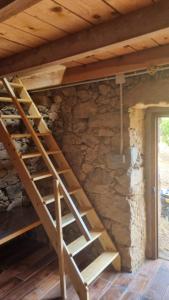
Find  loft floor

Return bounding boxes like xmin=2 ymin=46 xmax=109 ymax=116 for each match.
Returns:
xmin=0 ymin=238 xmax=169 ymax=300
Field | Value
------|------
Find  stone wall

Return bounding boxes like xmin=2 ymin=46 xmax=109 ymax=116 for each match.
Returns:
xmin=0 ymin=108 xmax=29 ymax=212
xmin=129 ymin=108 xmax=145 ymax=271
xmin=32 ymin=81 xmax=134 ymax=271
xmin=2 ymin=69 xmax=169 ymax=271
xmin=31 ymin=70 xmax=169 ymax=271
xmin=0 ymin=105 xmax=55 ymax=212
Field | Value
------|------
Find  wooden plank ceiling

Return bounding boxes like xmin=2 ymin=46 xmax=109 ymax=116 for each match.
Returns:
xmin=0 ymin=0 xmax=164 ymax=68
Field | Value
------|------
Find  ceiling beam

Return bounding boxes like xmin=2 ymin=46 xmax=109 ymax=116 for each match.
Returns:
xmin=0 ymin=0 xmax=168 ymax=75
xmin=62 ymin=44 xmax=169 ymax=84
xmin=0 ymin=0 xmax=43 ymax=22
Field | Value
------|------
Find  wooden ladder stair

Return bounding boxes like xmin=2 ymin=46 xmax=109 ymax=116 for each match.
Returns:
xmin=0 ymin=77 xmax=121 ymax=300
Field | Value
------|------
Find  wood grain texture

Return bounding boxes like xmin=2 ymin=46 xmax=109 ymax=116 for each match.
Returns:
xmin=103 ymin=0 xmax=153 ymax=14
xmin=5 ymin=12 xmax=66 ymax=41
xmin=25 ymin=0 xmax=91 ymax=33
xmin=62 ymin=44 xmax=169 ymax=85
xmin=0 ymin=23 xmax=46 ymax=48
xmin=0 ymin=0 xmax=43 ymax=22
xmin=56 ymin=0 xmax=118 ymax=24
xmin=0 ymin=0 xmax=167 ymax=75
xmin=0 ymin=242 xmax=168 ymax=300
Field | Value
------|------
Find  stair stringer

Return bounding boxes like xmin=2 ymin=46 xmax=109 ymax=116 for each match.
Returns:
xmin=0 ymin=120 xmax=89 ymax=300
xmin=14 ymin=76 xmax=121 ymax=272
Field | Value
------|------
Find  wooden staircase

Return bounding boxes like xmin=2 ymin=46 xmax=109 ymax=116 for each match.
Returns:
xmin=0 ymin=77 xmax=121 ymax=300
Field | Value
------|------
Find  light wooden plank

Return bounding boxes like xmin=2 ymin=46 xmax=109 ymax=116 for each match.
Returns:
xmin=0 ymin=97 xmax=30 ymax=103
xmin=81 ymin=252 xmax=119 ymax=285
xmin=129 ymin=38 xmax=158 ymax=51
xmin=0 ymin=36 xmax=27 ymax=53
xmin=62 ymin=43 xmax=169 ymax=85
xmin=150 ymin=29 xmax=169 ymax=46
xmin=0 ymin=0 xmax=43 ymax=22
xmin=67 ymin=231 xmax=102 ymax=256
xmin=0 ymin=0 xmax=166 ymax=76
xmin=75 ymin=55 xmax=100 ymax=65
xmin=0 ymin=47 xmax=14 ymax=57
xmin=56 ymin=0 xmax=118 ymax=24
xmin=84 ymin=46 xmax=134 ymax=61
xmin=63 ymin=61 xmax=83 ymax=68
xmin=21 ymin=66 xmax=66 ymax=90
xmin=31 ymin=171 xmax=53 ymax=181
xmin=10 ymin=132 xmax=50 ymax=139
xmin=25 ymin=0 xmax=91 ymax=33
xmin=0 ymin=23 xmax=46 ymax=48
xmin=0 ymin=114 xmax=40 ymax=119
xmin=22 ymin=150 xmax=61 ymax=159
xmin=104 ymin=0 xmax=153 ymax=14
xmin=54 ymin=180 xmax=67 ymax=299
xmin=61 ymin=209 xmax=91 ymax=228
xmin=5 ymin=12 xmax=66 ymax=41
xmin=43 ymin=187 xmax=82 ymax=205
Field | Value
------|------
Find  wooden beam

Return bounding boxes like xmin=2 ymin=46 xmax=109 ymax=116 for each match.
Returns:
xmin=0 ymin=0 xmax=168 ymax=76
xmin=62 ymin=44 xmax=169 ymax=85
xmin=0 ymin=0 xmax=43 ymax=22
xmin=21 ymin=65 xmax=66 ymax=90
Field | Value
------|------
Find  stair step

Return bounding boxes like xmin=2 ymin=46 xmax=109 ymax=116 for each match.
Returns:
xmin=11 ymin=132 xmax=50 ymax=139
xmin=31 ymin=167 xmax=69 ymax=181
xmin=31 ymin=171 xmax=52 ymax=181
xmin=61 ymin=208 xmax=91 ymax=228
xmin=0 ymin=82 xmax=22 ymax=88
xmin=22 ymin=150 xmax=61 ymax=159
xmin=67 ymin=231 xmax=102 ymax=256
xmin=1 ymin=115 xmax=40 ymax=119
xmin=10 ymin=82 xmax=23 ymax=88
xmin=43 ymin=187 xmax=82 ymax=204
xmin=81 ymin=252 xmax=119 ymax=285
xmin=0 ymin=97 xmax=30 ymax=103
xmin=57 ymin=168 xmax=70 ymax=175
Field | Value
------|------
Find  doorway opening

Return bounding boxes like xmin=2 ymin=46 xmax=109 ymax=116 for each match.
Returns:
xmin=145 ymin=109 xmax=169 ymax=260
xmin=158 ymin=117 xmax=169 ymax=260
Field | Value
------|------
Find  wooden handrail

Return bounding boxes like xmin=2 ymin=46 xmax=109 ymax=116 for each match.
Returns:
xmin=54 ymin=179 xmax=67 ymax=299
xmin=2 ymin=77 xmax=91 ymax=241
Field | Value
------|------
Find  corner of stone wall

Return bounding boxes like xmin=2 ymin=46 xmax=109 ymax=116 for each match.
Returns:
xmin=128 ymin=107 xmax=146 ymax=271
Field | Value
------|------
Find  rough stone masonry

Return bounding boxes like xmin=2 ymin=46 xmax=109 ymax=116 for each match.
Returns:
xmin=2 ymin=69 xmax=169 ymax=271
xmin=32 ymin=78 xmax=143 ymax=271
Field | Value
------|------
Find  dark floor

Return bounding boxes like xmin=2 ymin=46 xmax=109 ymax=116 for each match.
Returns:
xmin=0 ymin=238 xmax=169 ymax=300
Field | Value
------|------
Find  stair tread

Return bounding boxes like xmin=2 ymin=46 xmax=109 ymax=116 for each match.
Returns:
xmin=0 ymin=114 xmax=40 ymax=119
xmin=31 ymin=167 xmax=69 ymax=181
xmin=0 ymin=77 xmax=121 ymax=294
xmin=11 ymin=132 xmax=50 ymax=139
xmin=10 ymin=82 xmax=23 ymax=88
xmin=0 ymin=97 xmax=30 ymax=103
xmin=22 ymin=150 xmax=60 ymax=159
xmin=81 ymin=252 xmax=119 ymax=285
xmin=43 ymin=187 xmax=82 ymax=204
xmin=61 ymin=208 xmax=91 ymax=228
xmin=31 ymin=171 xmax=52 ymax=181
xmin=57 ymin=168 xmax=70 ymax=174
xmin=0 ymin=82 xmax=22 ymax=88
xmin=67 ymin=231 xmax=102 ymax=256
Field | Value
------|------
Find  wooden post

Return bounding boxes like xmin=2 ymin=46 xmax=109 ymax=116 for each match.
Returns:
xmin=54 ymin=179 xmax=67 ymax=299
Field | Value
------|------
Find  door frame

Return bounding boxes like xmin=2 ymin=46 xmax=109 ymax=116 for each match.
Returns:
xmin=145 ymin=107 xmax=169 ymax=259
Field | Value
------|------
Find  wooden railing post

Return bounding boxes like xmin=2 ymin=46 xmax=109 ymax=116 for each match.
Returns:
xmin=54 ymin=179 xmax=67 ymax=299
